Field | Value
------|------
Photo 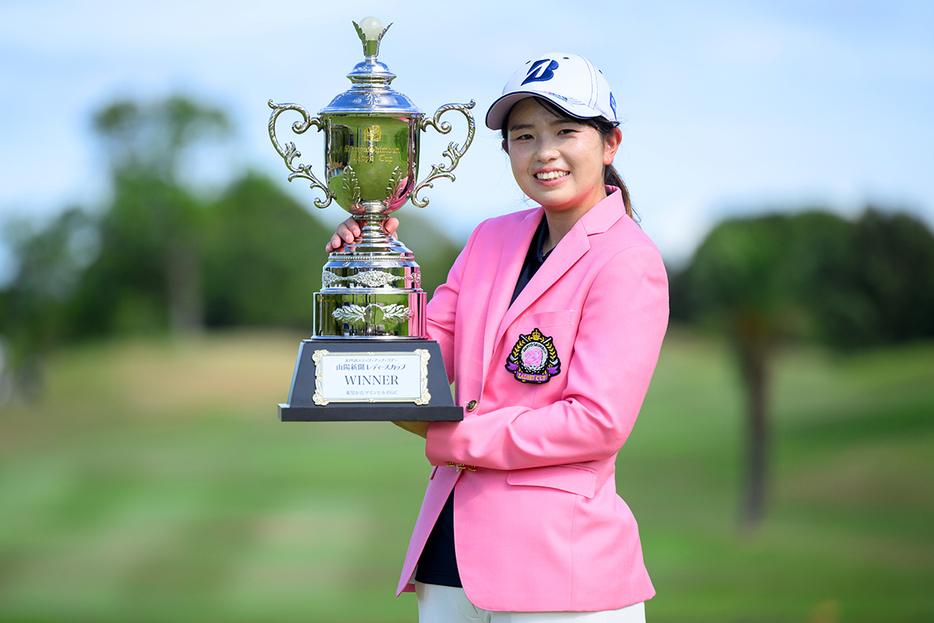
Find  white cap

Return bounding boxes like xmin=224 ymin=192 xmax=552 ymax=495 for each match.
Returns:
xmin=485 ymin=53 xmax=617 ymax=131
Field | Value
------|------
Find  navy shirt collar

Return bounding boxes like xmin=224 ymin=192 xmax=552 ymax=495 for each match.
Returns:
xmin=510 ymin=214 xmax=552 ymax=306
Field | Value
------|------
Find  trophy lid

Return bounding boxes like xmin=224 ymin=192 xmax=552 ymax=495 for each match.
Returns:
xmin=319 ymin=17 xmax=423 ymax=117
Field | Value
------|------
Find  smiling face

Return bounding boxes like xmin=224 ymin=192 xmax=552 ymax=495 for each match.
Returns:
xmin=504 ymin=98 xmax=621 ymax=220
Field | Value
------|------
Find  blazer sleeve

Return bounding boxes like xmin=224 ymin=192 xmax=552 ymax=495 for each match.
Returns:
xmin=425 ymin=243 xmax=669 ymax=471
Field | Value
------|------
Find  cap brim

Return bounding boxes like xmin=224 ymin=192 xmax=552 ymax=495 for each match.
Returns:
xmin=485 ymin=90 xmax=603 ymax=131
xmin=485 ymin=92 xmax=538 ymax=131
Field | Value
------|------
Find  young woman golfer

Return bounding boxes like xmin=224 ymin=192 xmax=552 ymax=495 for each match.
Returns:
xmin=328 ymin=53 xmax=669 ymax=623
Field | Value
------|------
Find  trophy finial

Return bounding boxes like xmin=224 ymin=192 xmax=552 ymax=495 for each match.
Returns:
xmin=354 ymin=17 xmax=392 ymax=59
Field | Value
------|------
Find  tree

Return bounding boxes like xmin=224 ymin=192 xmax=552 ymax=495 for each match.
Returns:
xmin=676 ymin=214 xmax=823 ymax=526
xmin=1 ymin=92 xmax=470 ymax=402
xmin=68 ymin=176 xmax=207 ymax=336
xmin=842 ymin=209 xmax=934 ymax=346
xmin=672 ymin=212 xmax=880 ymax=526
xmin=672 ymin=208 xmax=934 ymax=527
xmin=200 ymin=173 xmax=464 ymax=330
xmin=91 ymin=95 xmax=231 ymax=335
xmin=0 ymin=208 xmax=98 ymax=396
xmin=202 ymin=174 xmax=328 ymax=328
xmin=93 ymin=96 xmax=229 ymax=183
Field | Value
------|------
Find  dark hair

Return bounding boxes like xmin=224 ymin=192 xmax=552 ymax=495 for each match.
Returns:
xmin=501 ymin=97 xmax=634 ymax=218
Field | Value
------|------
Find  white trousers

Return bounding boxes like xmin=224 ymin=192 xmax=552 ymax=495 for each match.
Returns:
xmin=415 ymin=582 xmax=646 ymax=623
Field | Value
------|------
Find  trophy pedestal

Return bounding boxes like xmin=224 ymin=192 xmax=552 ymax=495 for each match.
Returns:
xmin=278 ymin=338 xmax=463 ymax=422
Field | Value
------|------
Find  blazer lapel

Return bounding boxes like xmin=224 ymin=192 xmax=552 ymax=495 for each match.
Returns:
xmin=492 ymin=190 xmax=628 ymax=357
xmin=480 ymin=209 xmax=542 ymax=383
xmin=494 ymin=224 xmax=589 ymax=349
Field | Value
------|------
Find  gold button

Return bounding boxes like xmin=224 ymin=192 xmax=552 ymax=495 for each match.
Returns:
xmin=466 ymin=400 xmax=478 ymax=412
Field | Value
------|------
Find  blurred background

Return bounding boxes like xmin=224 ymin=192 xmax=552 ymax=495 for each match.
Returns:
xmin=1 ymin=1 xmax=932 ymax=622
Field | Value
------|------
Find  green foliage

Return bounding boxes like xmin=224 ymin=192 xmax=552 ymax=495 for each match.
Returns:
xmin=199 ymin=174 xmax=462 ymax=328
xmin=673 ymin=208 xmax=934 ymax=349
xmin=93 ymin=95 xmax=230 ymax=183
xmin=0 ymin=208 xmax=98 ymax=359
xmin=0 ymin=94 xmax=466 ymax=385
xmin=842 ymin=209 xmax=934 ymax=345
xmin=681 ymin=214 xmax=805 ymax=350
xmin=670 ymin=207 xmax=934 ymax=526
xmin=69 ymin=175 xmax=205 ymax=337
xmin=202 ymin=174 xmax=329 ymax=328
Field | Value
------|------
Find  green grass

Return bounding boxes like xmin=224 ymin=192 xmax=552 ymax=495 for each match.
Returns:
xmin=1 ymin=328 xmax=932 ymax=622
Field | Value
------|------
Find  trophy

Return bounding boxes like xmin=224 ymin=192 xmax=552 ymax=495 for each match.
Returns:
xmin=268 ymin=17 xmax=474 ymax=422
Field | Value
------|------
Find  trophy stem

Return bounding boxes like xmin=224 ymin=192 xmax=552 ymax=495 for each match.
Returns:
xmin=359 ymin=215 xmax=392 ymax=246
xmin=336 ymin=214 xmax=408 ymax=256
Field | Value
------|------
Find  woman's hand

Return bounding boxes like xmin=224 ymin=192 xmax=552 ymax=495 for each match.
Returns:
xmin=392 ymin=420 xmax=430 ymax=439
xmin=326 ymin=217 xmax=400 ymax=252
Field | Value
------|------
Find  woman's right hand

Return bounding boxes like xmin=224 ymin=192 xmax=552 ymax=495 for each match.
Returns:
xmin=326 ymin=217 xmax=400 ymax=253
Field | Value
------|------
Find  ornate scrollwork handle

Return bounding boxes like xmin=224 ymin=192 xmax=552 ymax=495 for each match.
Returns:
xmin=411 ymin=100 xmax=476 ymax=208
xmin=267 ymin=100 xmax=333 ymax=209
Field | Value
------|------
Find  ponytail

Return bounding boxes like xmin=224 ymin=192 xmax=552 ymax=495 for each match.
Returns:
xmin=604 ymin=165 xmax=633 ymax=219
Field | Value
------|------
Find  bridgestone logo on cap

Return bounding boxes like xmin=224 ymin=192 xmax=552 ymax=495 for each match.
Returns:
xmin=522 ymin=59 xmax=559 ymax=85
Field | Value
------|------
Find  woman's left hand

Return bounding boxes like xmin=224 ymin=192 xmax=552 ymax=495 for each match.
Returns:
xmin=393 ymin=420 xmax=430 ymax=439
xmin=326 ymin=217 xmax=399 ymax=253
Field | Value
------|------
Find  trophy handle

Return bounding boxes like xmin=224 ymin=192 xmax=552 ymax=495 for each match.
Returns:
xmin=267 ymin=100 xmax=333 ymax=209
xmin=411 ymin=100 xmax=476 ymax=208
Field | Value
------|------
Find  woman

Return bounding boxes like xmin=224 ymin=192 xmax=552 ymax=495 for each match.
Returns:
xmin=329 ymin=53 xmax=669 ymax=622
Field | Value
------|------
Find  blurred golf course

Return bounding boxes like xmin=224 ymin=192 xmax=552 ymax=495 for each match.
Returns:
xmin=1 ymin=328 xmax=932 ymax=622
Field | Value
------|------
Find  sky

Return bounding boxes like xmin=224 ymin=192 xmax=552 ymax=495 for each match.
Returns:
xmin=1 ymin=0 xmax=932 ymax=279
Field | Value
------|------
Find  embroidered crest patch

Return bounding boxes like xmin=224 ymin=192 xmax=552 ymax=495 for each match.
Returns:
xmin=505 ymin=328 xmax=561 ymax=384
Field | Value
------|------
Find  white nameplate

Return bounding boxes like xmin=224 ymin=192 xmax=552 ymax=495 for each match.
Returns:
xmin=311 ymin=349 xmax=431 ymax=405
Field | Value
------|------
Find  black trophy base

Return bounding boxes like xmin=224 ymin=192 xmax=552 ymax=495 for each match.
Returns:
xmin=278 ymin=338 xmax=463 ymax=422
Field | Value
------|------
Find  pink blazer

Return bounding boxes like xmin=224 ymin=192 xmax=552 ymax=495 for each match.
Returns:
xmin=397 ymin=189 xmax=669 ymax=612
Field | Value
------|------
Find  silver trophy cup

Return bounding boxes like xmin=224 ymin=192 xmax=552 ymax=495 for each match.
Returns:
xmin=268 ymin=17 xmax=474 ymax=339
xmin=269 ymin=18 xmax=472 ymax=421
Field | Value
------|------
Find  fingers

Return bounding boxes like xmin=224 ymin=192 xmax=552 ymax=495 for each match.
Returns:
xmin=324 ymin=217 xmax=400 ymax=252
xmin=325 ymin=218 xmax=363 ymax=252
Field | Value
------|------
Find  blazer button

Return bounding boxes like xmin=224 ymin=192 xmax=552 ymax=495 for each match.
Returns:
xmin=466 ymin=400 xmax=478 ymax=412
